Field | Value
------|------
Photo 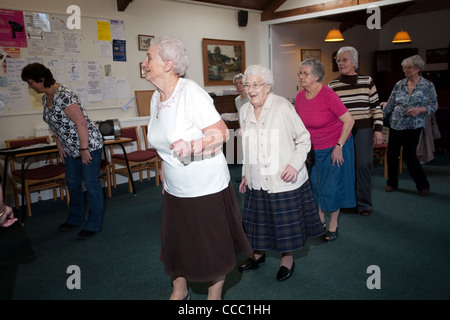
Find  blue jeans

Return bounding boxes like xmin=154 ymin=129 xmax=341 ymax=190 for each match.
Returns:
xmin=64 ymin=148 xmax=104 ymax=232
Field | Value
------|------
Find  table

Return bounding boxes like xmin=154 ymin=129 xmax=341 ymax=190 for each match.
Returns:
xmin=0 ymin=137 xmax=133 ymax=224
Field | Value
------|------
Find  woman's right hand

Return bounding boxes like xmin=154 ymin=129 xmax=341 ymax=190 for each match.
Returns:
xmin=239 ymin=176 xmax=247 ymax=194
xmin=55 ymin=140 xmax=66 ymax=163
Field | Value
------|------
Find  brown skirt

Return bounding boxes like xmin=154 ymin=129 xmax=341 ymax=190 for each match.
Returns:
xmin=160 ymin=182 xmax=252 ymax=282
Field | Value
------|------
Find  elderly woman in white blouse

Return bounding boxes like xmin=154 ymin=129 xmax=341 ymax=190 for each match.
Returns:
xmin=238 ymin=65 xmax=323 ymax=282
xmin=142 ymin=36 xmax=251 ymax=300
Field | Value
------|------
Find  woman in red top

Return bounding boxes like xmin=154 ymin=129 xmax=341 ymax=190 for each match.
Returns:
xmin=295 ymin=58 xmax=355 ymax=241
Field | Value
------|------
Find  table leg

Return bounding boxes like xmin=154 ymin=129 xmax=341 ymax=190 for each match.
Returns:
xmin=20 ymin=156 xmax=30 ymax=224
xmin=117 ymin=143 xmax=136 ymax=195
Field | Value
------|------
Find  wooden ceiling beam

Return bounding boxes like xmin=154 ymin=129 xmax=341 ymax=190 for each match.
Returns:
xmin=117 ymin=0 xmax=132 ymax=12
xmin=261 ymin=0 xmax=390 ymax=22
xmin=261 ymin=0 xmax=288 ymax=21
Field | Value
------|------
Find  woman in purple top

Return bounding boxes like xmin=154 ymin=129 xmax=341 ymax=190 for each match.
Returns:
xmin=295 ymin=58 xmax=356 ymax=241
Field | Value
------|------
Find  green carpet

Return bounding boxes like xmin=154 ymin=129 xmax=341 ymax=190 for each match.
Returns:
xmin=1 ymin=154 xmax=450 ymax=300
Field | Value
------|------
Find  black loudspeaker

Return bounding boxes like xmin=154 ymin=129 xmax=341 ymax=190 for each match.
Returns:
xmin=238 ymin=10 xmax=248 ymax=27
xmin=97 ymin=119 xmax=120 ymax=139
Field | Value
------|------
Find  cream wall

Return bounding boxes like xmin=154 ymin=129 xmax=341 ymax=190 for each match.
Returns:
xmin=0 ymin=0 xmax=261 ymax=146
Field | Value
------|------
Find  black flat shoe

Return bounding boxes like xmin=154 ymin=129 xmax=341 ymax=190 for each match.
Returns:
xmin=239 ymin=253 xmax=265 ymax=271
xmin=76 ymin=230 xmax=96 ymax=240
xmin=276 ymin=261 xmax=295 ymax=281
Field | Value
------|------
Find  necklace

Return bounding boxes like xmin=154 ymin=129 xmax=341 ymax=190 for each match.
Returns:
xmin=155 ymin=80 xmax=183 ymax=119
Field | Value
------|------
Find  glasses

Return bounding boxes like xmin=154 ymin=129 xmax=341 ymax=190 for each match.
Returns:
xmin=244 ymin=83 xmax=265 ymax=90
xmin=297 ymin=71 xmax=312 ymax=77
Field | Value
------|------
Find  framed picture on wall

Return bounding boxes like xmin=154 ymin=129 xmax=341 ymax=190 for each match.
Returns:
xmin=426 ymin=48 xmax=449 ymax=64
xmin=301 ymin=49 xmax=321 ymax=61
xmin=202 ymin=38 xmax=246 ymax=86
xmin=140 ymin=63 xmax=146 ymax=78
xmin=138 ymin=34 xmax=153 ymax=51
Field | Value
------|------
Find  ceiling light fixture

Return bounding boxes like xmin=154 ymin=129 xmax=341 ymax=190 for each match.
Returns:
xmin=392 ymin=28 xmax=412 ymax=43
xmin=325 ymin=28 xmax=344 ymax=42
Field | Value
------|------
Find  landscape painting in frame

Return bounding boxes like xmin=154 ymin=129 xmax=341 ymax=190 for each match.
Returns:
xmin=202 ymin=38 xmax=246 ymax=86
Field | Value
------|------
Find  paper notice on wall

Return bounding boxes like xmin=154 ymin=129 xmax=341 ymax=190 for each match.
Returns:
xmin=0 ymin=89 xmax=10 ymax=115
xmin=73 ymin=83 xmax=90 ymax=107
xmin=102 ymin=76 xmax=117 ymax=99
xmin=5 ymin=84 xmax=29 ymax=111
xmin=44 ymin=32 xmax=63 ymax=56
xmin=65 ymin=57 xmax=83 ymax=82
xmin=0 ymin=9 xmax=27 ymax=48
xmin=98 ymin=41 xmax=112 ymax=58
xmin=62 ymin=32 xmax=80 ymax=56
xmin=23 ymin=12 xmax=51 ymax=38
xmin=5 ymin=58 xmax=25 ymax=84
xmin=97 ymin=20 xmax=111 ymax=42
xmin=116 ymin=78 xmax=130 ymax=99
xmin=110 ymin=20 xmax=125 ymax=40
xmin=84 ymin=60 xmax=102 ymax=102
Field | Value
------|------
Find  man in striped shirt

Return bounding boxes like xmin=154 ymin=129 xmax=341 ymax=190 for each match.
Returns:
xmin=329 ymin=47 xmax=383 ymax=216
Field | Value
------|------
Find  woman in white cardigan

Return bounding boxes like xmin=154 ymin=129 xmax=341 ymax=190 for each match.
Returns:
xmin=238 ymin=65 xmax=324 ymax=282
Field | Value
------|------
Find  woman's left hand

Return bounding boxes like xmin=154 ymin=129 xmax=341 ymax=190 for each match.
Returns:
xmin=80 ymin=150 xmax=92 ymax=165
xmin=406 ymin=107 xmax=425 ymax=117
xmin=281 ymin=165 xmax=298 ymax=183
xmin=331 ymin=146 xmax=344 ymax=167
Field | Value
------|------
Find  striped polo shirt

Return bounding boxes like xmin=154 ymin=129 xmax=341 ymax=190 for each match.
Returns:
xmin=329 ymin=74 xmax=383 ymax=132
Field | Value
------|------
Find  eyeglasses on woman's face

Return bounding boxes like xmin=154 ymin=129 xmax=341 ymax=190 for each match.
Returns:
xmin=297 ymin=71 xmax=312 ymax=78
xmin=244 ymin=83 xmax=265 ymax=90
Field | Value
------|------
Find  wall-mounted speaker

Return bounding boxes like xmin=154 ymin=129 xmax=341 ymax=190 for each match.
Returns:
xmin=238 ymin=10 xmax=248 ymax=27
xmin=96 ymin=119 xmax=120 ymax=139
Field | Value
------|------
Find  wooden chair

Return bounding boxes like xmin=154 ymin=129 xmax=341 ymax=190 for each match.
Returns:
xmin=373 ymin=143 xmax=403 ymax=179
xmin=5 ymin=136 xmax=69 ymax=217
xmin=100 ymin=158 xmax=112 ymax=198
xmin=141 ymin=124 xmax=162 ymax=174
xmin=110 ymin=126 xmax=160 ymax=193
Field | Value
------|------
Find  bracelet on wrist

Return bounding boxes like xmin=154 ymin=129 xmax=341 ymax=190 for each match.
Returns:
xmin=336 ymin=143 xmax=344 ymax=148
xmin=80 ymin=148 xmax=89 ymax=151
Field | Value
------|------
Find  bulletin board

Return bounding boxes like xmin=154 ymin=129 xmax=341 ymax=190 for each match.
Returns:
xmin=0 ymin=8 xmax=132 ymax=116
xmin=135 ymin=90 xmax=154 ymax=117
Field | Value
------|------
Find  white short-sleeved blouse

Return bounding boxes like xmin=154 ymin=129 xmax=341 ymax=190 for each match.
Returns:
xmin=147 ymin=78 xmax=230 ymax=198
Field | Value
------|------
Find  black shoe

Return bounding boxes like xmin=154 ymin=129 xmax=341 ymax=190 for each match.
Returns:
xmin=58 ymin=223 xmax=77 ymax=232
xmin=239 ymin=253 xmax=265 ymax=271
xmin=277 ymin=261 xmax=295 ymax=281
xmin=76 ymin=230 xmax=96 ymax=240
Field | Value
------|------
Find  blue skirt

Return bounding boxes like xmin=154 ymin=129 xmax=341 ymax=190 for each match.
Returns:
xmin=310 ymin=135 xmax=356 ymax=213
xmin=243 ymin=179 xmax=324 ymax=253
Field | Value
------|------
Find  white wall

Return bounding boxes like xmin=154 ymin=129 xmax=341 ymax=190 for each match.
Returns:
xmin=0 ymin=0 xmax=261 ymax=146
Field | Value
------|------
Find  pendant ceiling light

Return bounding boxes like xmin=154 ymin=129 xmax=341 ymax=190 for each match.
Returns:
xmin=392 ymin=28 xmax=412 ymax=43
xmin=325 ymin=28 xmax=344 ymax=42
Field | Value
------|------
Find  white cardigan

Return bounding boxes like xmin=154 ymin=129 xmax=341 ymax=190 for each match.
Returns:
xmin=239 ymin=93 xmax=311 ymax=193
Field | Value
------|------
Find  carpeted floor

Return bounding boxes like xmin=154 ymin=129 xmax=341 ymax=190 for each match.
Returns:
xmin=1 ymin=153 xmax=449 ymax=300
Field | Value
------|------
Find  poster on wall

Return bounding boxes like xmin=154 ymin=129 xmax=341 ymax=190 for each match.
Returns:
xmin=0 ymin=9 xmax=27 ymax=48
